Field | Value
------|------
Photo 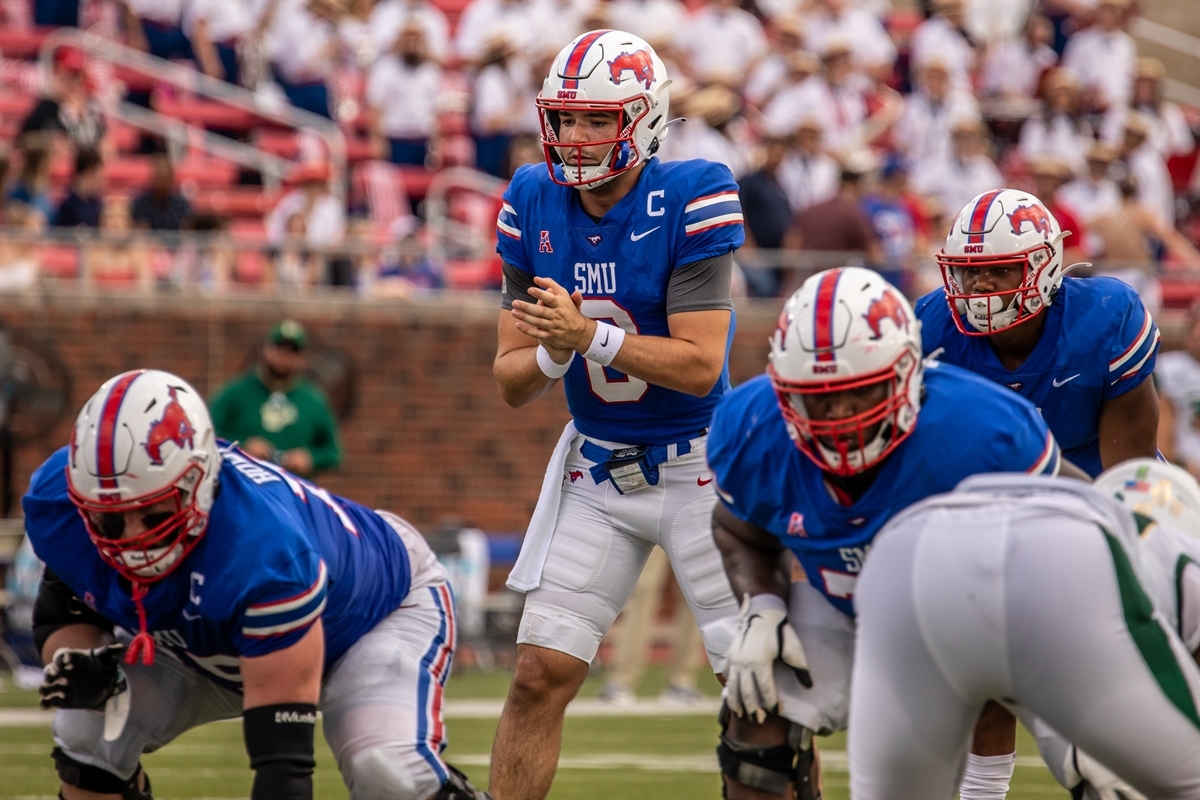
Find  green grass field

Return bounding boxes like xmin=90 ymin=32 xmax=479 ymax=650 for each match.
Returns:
xmin=0 ymin=668 xmax=1066 ymax=799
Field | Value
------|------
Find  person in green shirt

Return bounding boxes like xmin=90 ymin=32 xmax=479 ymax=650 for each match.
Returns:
xmin=209 ymin=320 xmax=342 ymax=476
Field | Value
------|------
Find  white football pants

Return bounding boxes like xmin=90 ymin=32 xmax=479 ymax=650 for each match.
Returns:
xmin=518 ymin=432 xmax=739 ymax=670
xmin=848 ymin=490 xmax=1200 ymax=799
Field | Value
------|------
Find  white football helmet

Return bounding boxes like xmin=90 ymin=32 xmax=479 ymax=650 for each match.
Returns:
xmin=769 ymin=267 xmax=923 ymax=476
xmin=1095 ymin=458 xmax=1200 ymax=539
xmin=67 ymin=369 xmax=221 ymax=581
xmin=537 ymin=29 xmax=671 ymax=189
xmin=937 ymin=188 xmax=1072 ymax=335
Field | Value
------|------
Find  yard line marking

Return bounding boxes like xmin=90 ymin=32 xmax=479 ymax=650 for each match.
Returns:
xmin=443 ymin=752 xmax=1050 ymax=773
xmin=0 ymin=698 xmax=720 ymax=727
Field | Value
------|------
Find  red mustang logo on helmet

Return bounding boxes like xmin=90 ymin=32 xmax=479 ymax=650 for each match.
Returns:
xmin=608 ymin=50 xmax=655 ymax=89
xmin=1008 ymin=204 xmax=1052 ymax=238
xmin=144 ymin=386 xmax=195 ymax=465
xmin=863 ymin=291 xmax=909 ymax=340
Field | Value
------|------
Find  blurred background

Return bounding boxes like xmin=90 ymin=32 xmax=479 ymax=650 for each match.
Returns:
xmin=1 ymin=2 xmax=1200 ymax=777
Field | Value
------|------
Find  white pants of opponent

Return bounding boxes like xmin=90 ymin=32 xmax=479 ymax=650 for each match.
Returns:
xmin=52 ymin=513 xmax=458 ymax=800
xmin=847 ymin=476 xmax=1200 ymax=799
xmin=514 ymin=427 xmax=739 ymax=669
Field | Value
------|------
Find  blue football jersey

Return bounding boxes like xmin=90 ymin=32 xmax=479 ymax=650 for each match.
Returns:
xmin=706 ymin=363 xmax=1060 ymax=616
xmin=22 ymin=444 xmax=412 ymax=692
xmin=915 ymin=276 xmax=1160 ymax=477
xmin=496 ymin=157 xmax=745 ymax=444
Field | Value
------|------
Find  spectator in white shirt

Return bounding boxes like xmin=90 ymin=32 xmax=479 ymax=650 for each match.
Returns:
xmin=980 ymin=12 xmax=1057 ymax=98
xmin=1018 ymin=68 xmax=1094 ymax=176
xmin=367 ymin=22 xmax=442 ymax=167
xmin=472 ymin=34 xmax=531 ymax=177
xmin=1061 ymin=0 xmax=1135 ymax=112
xmin=675 ymin=0 xmax=767 ymax=86
xmin=1119 ymin=111 xmax=1175 ymax=228
xmin=910 ymin=0 xmax=977 ymax=92
xmin=764 ymin=40 xmax=869 ymax=155
xmin=804 ymin=0 xmax=897 ymax=80
xmin=744 ymin=15 xmax=809 ymax=109
xmin=267 ymin=161 xmax=346 ymax=249
xmin=606 ymin=0 xmax=688 ymax=50
xmin=1102 ymin=57 xmax=1195 ymax=158
xmin=1057 ymin=142 xmax=1122 ymax=224
xmin=893 ymin=57 xmax=980 ymax=166
xmin=455 ymin=0 xmax=574 ymax=65
xmin=186 ymin=0 xmax=261 ymax=85
xmin=121 ymin=0 xmax=191 ymax=62
xmin=911 ymin=114 xmax=1004 ymax=223
xmin=658 ymin=85 xmax=748 ymax=177
xmin=368 ymin=0 xmax=451 ymax=66
xmin=776 ymin=116 xmax=840 ymax=214
xmin=264 ymin=0 xmax=338 ymax=118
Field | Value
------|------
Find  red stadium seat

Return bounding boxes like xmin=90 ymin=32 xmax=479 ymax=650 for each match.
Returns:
xmin=192 ymin=188 xmax=280 ymax=218
xmin=0 ymin=92 xmax=35 ymax=119
xmin=39 ymin=245 xmax=79 ymax=279
xmin=152 ymin=96 xmax=260 ymax=131
xmin=0 ymin=27 xmax=52 ymax=60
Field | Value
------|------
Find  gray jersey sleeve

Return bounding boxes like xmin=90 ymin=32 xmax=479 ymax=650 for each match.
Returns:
xmin=666 ymin=252 xmax=735 ymax=315
xmin=500 ymin=261 xmax=536 ymax=310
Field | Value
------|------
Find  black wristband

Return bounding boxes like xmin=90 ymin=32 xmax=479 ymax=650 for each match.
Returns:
xmin=243 ymin=703 xmax=316 ymax=800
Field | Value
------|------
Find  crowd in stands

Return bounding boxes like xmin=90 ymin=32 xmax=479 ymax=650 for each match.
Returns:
xmin=0 ymin=0 xmax=1198 ymax=304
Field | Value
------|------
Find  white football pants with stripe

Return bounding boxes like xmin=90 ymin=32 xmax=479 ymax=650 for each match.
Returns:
xmin=847 ymin=475 xmax=1200 ymax=800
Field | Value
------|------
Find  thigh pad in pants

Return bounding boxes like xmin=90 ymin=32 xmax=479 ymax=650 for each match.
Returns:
xmin=773 ymin=580 xmax=856 ymax=734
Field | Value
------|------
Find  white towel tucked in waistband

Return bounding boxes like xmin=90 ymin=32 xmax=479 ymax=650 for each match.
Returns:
xmin=507 ymin=421 xmax=578 ymax=593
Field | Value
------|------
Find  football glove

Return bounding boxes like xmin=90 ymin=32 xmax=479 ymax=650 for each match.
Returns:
xmin=725 ymin=594 xmax=811 ymax=723
xmin=39 ymin=644 xmax=127 ymax=711
xmin=1065 ymin=746 xmax=1147 ymax=800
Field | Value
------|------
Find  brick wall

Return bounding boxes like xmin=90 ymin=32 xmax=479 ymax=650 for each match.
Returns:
xmin=3 ymin=289 xmax=784 ymax=531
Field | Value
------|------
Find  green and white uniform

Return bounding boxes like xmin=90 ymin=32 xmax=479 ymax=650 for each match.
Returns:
xmin=847 ymin=474 xmax=1200 ymax=800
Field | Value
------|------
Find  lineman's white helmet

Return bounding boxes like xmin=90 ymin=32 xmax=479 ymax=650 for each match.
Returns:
xmin=937 ymin=188 xmax=1071 ymax=335
xmin=1095 ymin=458 xmax=1200 ymax=539
xmin=67 ymin=369 xmax=221 ymax=581
xmin=769 ymin=267 xmax=923 ymax=476
xmin=537 ymin=29 xmax=671 ymax=189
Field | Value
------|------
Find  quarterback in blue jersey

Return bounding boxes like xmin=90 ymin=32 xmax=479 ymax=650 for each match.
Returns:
xmin=489 ymin=30 xmax=742 ymax=800
xmin=706 ymin=268 xmax=1077 ymax=800
xmin=22 ymin=370 xmax=488 ymax=800
xmin=915 ymin=188 xmax=1161 ymax=477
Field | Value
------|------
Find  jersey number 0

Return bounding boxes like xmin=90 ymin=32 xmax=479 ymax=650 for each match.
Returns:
xmin=581 ymin=299 xmax=648 ymax=403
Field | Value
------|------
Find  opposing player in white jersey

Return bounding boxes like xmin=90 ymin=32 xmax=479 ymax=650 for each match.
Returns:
xmin=848 ymin=465 xmax=1200 ymax=799
xmin=1019 ymin=458 xmax=1200 ymax=800
xmin=489 ymin=30 xmax=743 ymax=800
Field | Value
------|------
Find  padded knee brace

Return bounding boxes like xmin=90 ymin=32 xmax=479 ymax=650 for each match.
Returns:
xmin=53 ymin=747 xmax=152 ymax=799
xmin=716 ymin=703 xmax=821 ymax=800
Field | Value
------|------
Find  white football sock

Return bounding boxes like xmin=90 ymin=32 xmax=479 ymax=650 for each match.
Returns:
xmin=959 ymin=752 xmax=1016 ymax=800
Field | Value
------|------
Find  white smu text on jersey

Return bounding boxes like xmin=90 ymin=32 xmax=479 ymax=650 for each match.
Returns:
xmin=497 ymin=157 xmax=745 ymax=444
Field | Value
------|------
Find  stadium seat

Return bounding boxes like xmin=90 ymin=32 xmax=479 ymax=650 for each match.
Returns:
xmin=38 ymin=244 xmax=79 ymax=279
xmin=192 ymin=188 xmax=280 ymax=218
xmin=0 ymin=28 xmax=51 ymax=60
xmin=152 ymin=96 xmax=259 ymax=131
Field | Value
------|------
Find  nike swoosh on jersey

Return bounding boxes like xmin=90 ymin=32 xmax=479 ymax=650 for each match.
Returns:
xmin=697 ymin=476 xmax=713 ymax=486
xmin=1052 ymin=374 xmax=1082 ymax=387
xmin=630 ymin=226 xmax=660 ymax=242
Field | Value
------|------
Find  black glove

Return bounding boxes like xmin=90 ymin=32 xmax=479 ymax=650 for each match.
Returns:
xmin=38 ymin=644 xmax=127 ymax=710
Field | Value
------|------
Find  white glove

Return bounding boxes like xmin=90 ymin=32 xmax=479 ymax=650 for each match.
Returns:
xmin=725 ymin=593 xmax=811 ymax=723
xmin=1064 ymin=746 xmax=1147 ymax=800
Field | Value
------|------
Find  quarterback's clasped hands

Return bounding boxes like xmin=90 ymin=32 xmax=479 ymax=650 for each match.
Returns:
xmin=512 ymin=276 xmax=596 ymax=358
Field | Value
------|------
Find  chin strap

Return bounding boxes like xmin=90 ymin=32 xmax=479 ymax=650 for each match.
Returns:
xmin=125 ymin=582 xmax=156 ymax=666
